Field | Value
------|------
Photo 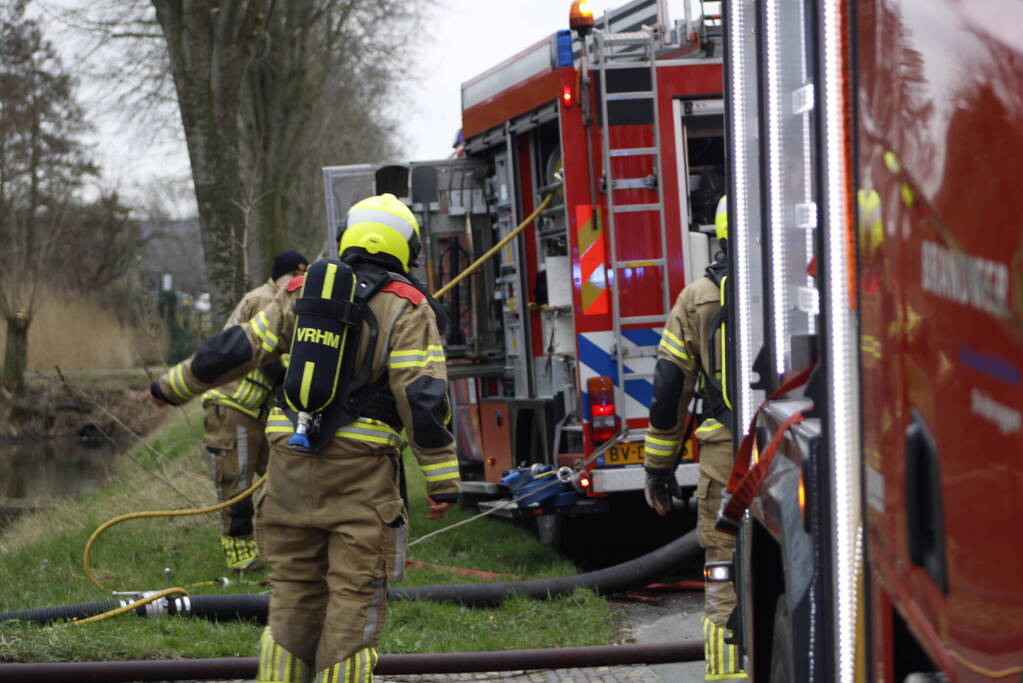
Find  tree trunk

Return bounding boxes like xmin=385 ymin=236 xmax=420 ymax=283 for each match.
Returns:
xmin=2 ymin=311 xmax=30 ymax=395
xmin=152 ymin=0 xmax=258 ymax=329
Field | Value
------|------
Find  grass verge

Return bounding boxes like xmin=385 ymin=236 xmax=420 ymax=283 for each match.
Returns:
xmin=0 ymin=406 xmax=614 ymax=662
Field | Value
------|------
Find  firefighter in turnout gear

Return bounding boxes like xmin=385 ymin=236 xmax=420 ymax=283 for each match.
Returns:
xmin=643 ymin=196 xmax=746 ymax=680
xmin=202 ymin=250 xmax=309 ymax=571
xmin=144 ymin=194 xmax=459 ymax=683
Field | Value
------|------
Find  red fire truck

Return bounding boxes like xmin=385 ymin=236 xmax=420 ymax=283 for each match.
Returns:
xmin=720 ymin=0 xmax=1023 ymax=680
xmin=323 ymin=1 xmax=725 ymax=543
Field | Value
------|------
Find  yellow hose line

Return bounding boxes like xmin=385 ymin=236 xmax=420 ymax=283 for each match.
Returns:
xmin=83 ymin=191 xmax=555 ymax=593
xmin=83 ymin=473 xmax=268 ymax=591
xmin=63 ymin=587 xmax=189 ymax=627
xmin=432 ymin=192 xmax=554 ymax=299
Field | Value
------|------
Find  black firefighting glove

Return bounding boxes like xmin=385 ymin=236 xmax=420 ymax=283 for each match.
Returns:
xmin=644 ymin=466 xmax=681 ymax=517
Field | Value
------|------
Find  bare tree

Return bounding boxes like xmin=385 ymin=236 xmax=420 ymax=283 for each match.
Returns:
xmin=51 ymin=191 xmax=145 ymax=293
xmin=0 ymin=0 xmax=96 ymax=395
xmin=241 ymin=0 xmax=411 ymax=263
xmin=148 ymin=0 xmax=265 ymax=326
xmin=55 ymin=1 xmax=424 ymax=328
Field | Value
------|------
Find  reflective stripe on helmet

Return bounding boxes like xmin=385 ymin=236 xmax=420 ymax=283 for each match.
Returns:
xmin=347 ymin=208 xmax=417 ymax=240
xmin=715 ymin=195 xmax=728 ymax=240
xmin=340 ymin=193 xmax=421 ymax=271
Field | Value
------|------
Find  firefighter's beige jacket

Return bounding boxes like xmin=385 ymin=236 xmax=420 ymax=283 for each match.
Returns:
xmin=155 ymin=275 xmax=460 ymax=500
xmin=200 ymin=278 xmax=280 ymax=419
xmin=643 ymin=276 xmax=732 ymax=473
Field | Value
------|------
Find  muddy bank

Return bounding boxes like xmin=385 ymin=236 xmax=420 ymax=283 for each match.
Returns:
xmin=0 ymin=369 xmax=162 ymax=442
xmin=0 ymin=370 xmax=167 ymax=531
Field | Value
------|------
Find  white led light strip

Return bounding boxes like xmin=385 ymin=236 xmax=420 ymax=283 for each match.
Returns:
xmin=820 ymin=1 xmax=860 ymax=681
xmin=764 ymin=0 xmax=787 ymax=375
xmin=727 ymin=0 xmax=755 ymax=431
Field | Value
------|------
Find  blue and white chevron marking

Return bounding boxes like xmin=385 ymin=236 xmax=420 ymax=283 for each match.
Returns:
xmin=578 ymin=328 xmax=662 ymax=422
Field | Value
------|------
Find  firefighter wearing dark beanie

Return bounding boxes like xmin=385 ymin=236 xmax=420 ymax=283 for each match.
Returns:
xmin=179 ymin=249 xmax=308 ymax=571
xmin=272 ymin=250 xmax=309 ymax=281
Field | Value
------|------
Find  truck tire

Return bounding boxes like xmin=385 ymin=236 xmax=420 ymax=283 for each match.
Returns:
xmin=769 ymin=594 xmax=793 ymax=683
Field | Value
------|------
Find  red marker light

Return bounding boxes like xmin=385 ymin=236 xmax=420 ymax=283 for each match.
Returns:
xmin=587 ymin=376 xmax=617 ymax=443
xmin=562 ymin=85 xmax=574 ymax=107
xmin=579 ymin=476 xmax=591 ymax=489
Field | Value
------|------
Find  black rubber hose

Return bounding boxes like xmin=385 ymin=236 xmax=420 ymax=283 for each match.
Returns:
xmin=0 ymin=601 xmax=119 ymax=625
xmin=177 ymin=593 xmax=267 ymax=622
xmin=391 ymin=527 xmax=700 ymax=606
xmin=0 ymin=642 xmax=704 ymax=681
xmin=1 ymin=529 xmax=700 ymax=624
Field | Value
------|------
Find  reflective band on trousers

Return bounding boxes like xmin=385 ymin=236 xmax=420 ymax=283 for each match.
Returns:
xmin=266 ymin=410 xmax=404 ymax=450
xmin=313 ymin=647 xmax=379 ymax=683
xmin=222 ymin=536 xmax=259 ymax=570
xmin=257 ymin=626 xmax=311 ymax=683
xmin=644 ymin=434 xmax=679 ymax=457
xmin=703 ymin=617 xmax=746 ymax=679
xmin=420 ymin=459 xmax=460 ymax=482
xmin=388 ymin=345 xmax=446 ymax=369
xmin=659 ymin=328 xmax=691 ymax=362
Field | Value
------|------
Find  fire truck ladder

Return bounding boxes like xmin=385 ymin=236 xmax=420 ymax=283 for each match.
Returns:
xmin=594 ymin=30 xmax=671 ymax=431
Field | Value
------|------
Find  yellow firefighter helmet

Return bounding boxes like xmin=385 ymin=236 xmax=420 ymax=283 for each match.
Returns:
xmin=338 ymin=193 xmax=421 ymax=272
xmin=715 ymin=195 xmax=728 ymax=241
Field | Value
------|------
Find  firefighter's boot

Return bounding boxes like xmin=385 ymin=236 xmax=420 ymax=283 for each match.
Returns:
xmin=221 ymin=535 xmax=261 ymax=571
xmin=257 ymin=626 xmax=313 ymax=683
xmin=313 ymin=648 xmax=379 ymax=683
xmin=703 ymin=616 xmax=747 ymax=680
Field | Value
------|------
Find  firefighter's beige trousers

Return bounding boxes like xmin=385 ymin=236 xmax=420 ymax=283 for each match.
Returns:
xmin=203 ymin=403 xmax=269 ymax=538
xmin=696 ymin=438 xmax=736 ymax=627
xmin=257 ymin=432 xmax=407 ymax=674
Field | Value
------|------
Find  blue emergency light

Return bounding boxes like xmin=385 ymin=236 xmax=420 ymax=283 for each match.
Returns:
xmin=555 ymin=30 xmax=574 ymax=69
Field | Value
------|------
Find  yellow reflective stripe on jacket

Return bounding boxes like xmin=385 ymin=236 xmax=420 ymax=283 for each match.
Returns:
xmin=203 ymin=391 xmax=262 ymax=419
xmin=202 ymin=369 xmax=270 ymax=416
xmin=644 ymin=434 xmax=679 ymax=457
xmin=265 ymin=408 xmax=294 ymax=434
xmin=421 ymin=459 xmax=460 ymax=482
xmin=168 ymin=364 xmax=196 ymax=401
xmin=266 ymin=409 xmax=404 ymax=449
xmin=388 ymin=345 xmax=446 ymax=369
xmin=696 ymin=418 xmax=726 ymax=435
xmin=250 ymin=311 xmax=278 ymax=352
xmin=337 ymin=418 xmax=404 ymax=448
xmin=659 ymin=328 xmax=691 ymax=361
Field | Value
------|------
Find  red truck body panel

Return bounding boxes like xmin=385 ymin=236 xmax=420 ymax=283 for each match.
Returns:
xmin=857 ymin=0 xmax=1023 ymax=679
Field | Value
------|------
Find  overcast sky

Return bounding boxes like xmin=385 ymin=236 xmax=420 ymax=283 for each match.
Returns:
xmin=407 ymin=0 xmax=627 ymax=160
xmin=55 ymin=0 xmax=687 ymax=212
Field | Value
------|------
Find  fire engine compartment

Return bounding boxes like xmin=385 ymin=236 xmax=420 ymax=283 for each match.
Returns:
xmin=322 ymin=10 xmax=727 ymax=528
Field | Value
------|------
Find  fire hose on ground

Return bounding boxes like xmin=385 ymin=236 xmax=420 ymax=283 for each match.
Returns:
xmin=0 ymin=529 xmax=700 ymax=625
xmin=0 ymin=641 xmax=704 ymax=682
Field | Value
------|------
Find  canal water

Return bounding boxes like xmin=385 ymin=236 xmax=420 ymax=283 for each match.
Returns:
xmin=0 ymin=436 xmax=127 ymax=532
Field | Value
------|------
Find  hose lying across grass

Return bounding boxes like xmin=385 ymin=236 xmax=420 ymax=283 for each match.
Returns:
xmin=3 ymin=529 xmax=701 ymax=625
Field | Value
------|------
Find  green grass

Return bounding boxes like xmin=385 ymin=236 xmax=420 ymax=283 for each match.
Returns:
xmin=0 ymin=407 xmax=614 ymax=662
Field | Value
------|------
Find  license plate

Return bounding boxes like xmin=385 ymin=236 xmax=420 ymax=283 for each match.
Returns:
xmin=602 ymin=441 xmax=644 ymax=466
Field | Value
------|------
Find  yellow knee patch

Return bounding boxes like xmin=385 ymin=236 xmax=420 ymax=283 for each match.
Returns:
xmin=257 ymin=626 xmax=313 ymax=683
xmin=703 ymin=616 xmax=747 ymax=680
xmin=314 ymin=647 xmax=379 ymax=683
